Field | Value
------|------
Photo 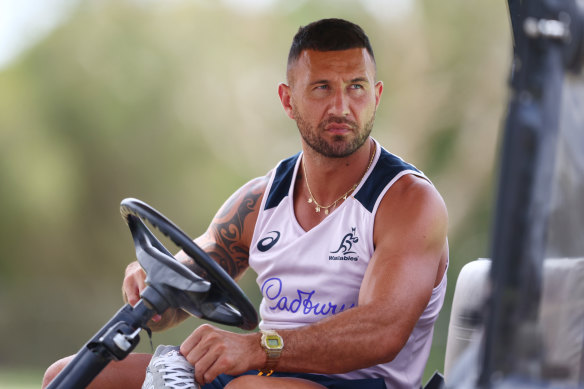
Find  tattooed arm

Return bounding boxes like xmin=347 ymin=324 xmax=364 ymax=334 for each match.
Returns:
xmin=122 ymin=174 xmax=269 ymax=331
xmin=180 ymin=174 xmax=268 ymax=280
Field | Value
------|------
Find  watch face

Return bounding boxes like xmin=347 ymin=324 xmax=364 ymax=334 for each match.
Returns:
xmin=267 ymin=338 xmax=280 ymax=347
xmin=265 ymin=335 xmax=282 ymax=349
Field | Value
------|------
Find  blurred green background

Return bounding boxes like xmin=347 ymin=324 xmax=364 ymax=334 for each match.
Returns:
xmin=0 ymin=0 xmax=511 ymax=386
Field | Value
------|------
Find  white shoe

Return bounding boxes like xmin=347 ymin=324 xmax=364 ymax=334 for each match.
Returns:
xmin=142 ymin=345 xmax=199 ymax=389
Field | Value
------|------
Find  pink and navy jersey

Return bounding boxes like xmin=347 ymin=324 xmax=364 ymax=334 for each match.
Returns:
xmin=249 ymin=139 xmax=448 ymax=388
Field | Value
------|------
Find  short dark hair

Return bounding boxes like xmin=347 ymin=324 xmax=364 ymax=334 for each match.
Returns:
xmin=287 ymin=18 xmax=375 ymax=68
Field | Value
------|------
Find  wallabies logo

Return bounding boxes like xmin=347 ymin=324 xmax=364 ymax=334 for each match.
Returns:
xmin=330 ymin=227 xmax=359 ymax=255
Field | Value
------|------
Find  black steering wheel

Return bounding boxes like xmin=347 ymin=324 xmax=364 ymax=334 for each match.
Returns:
xmin=120 ymin=198 xmax=258 ymax=331
xmin=46 ymin=198 xmax=259 ymax=389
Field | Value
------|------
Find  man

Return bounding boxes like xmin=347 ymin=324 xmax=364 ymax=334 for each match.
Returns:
xmin=43 ymin=18 xmax=448 ymax=389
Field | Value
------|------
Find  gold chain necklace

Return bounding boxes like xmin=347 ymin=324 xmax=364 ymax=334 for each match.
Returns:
xmin=302 ymin=144 xmax=376 ymax=215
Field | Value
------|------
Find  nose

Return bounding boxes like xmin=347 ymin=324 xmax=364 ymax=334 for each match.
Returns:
xmin=329 ymin=89 xmax=350 ymax=117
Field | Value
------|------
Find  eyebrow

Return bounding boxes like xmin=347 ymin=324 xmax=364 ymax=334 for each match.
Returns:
xmin=309 ymin=79 xmax=329 ymax=86
xmin=350 ymin=77 xmax=370 ymax=84
xmin=309 ymin=77 xmax=370 ymax=86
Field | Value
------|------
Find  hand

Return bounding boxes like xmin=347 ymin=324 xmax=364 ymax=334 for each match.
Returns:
xmin=122 ymin=261 xmax=147 ymax=306
xmin=180 ymin=324 xmax=264 ymax=385
xmin=122 ymin=261 xmax=163 ymax=325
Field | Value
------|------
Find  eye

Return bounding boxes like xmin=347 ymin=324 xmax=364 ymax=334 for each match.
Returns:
xmin=349 ymin=84 xmax=364 ymax=90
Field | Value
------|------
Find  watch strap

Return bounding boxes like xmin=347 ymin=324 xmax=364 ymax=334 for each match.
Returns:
xmin=259 ymin=330 xmax=283 ymax=375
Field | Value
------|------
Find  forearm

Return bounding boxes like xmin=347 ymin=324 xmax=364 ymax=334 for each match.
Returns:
xmin=271 ymin=304 xmax=406 ymax=374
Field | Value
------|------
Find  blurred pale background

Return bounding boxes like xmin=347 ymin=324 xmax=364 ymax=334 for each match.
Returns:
xmin=0 ymin=0 xmax=510 ymax=387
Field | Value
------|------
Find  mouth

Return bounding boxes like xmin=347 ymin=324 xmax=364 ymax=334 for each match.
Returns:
xmin=323 ymin=119 xmax=357 ymax=135
xmin=325 ymin=125 xmax=352 ymax=135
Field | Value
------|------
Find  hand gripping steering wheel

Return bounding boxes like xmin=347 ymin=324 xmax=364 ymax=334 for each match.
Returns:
xmin=120 ymin=197 xmax=258 ymax=331
xmin=46 ymin=198 xmax=258 ymax=389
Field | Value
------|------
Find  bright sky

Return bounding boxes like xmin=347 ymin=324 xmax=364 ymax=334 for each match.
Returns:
xmin=0 ymin=0 xmax=414 ymax=71
xmin=0 ymin=0 xmax=80 ymax=69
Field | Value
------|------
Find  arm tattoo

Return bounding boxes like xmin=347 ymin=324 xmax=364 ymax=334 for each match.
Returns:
xmin=201 ymin=180 xmax=265 ymax=278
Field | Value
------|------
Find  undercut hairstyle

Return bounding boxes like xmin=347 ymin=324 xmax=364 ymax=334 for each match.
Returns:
xmin=287 ymin=18 xmax=376 ymax=70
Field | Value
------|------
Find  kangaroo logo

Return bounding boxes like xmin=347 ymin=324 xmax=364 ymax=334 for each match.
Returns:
xmin=330 ymin=227 xmax=359 ymax=255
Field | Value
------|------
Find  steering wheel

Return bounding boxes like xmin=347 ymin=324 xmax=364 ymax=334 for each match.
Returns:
xmin=120 ymin=198 xmax=258 ymax=331
xmin=45 ymin=198 xmax=259 ymax=389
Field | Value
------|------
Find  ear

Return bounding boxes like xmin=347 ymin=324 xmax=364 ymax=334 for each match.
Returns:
xmin=374 ymin=81 xmax=383 ymax=109
xmin=278 ymin=83 xmax=295 ymax=120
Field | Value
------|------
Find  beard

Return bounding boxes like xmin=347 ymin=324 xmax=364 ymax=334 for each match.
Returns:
xmin=293 ymin=108 xmax=375 ymax=158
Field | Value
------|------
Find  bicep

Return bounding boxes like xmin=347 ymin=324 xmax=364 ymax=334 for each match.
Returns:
xmin=359 ymin=176 xmax=448 ymax=339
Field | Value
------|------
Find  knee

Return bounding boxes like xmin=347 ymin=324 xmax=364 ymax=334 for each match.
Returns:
xmin=42 ymin=356 xmax=72 ymax=389
xmin=225 ymin=375 xmax=260 ymax=389
xmin=225 ymin=375 xmax=326 ymax=389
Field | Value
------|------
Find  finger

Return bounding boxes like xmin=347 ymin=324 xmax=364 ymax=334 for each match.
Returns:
xmin=200 ymin=356 xmax=225 ymax=385
xmin=180 ymin=324 xmax=212 ymax=356
xmin=199 ymin=340 xmax=243 ymax=385
xmin=180 ymin=325 xmax=220 ymax=384
xmin=190 ymin=345 xmax=221 ymax=385
xmin=122 ymin=262 xmax=146 ymax=306
xmin=122 ymin=280 xmax=135 ymax=305
xmin=122 ymin=277 xmax=141 ymax=306
xmin=199 ymin=350 xmax=250 ymax=385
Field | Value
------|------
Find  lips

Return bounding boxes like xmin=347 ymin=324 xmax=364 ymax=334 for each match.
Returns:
xmin=322 ymin=118 xmax=357 ymax=134
xmin=326 ymin=127 xmax=352 ymax=136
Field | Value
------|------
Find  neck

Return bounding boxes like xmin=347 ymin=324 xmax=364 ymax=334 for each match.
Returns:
xmin=301 ymin=138 xmax=375 ymax=207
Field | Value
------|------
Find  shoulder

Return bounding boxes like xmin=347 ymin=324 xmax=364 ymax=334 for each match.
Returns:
xmin=355 ymin=148 xmax=422 ymax=213
xmin=383 ymin=174 xmax=444 ymax=208
xmin=374 ymin=174 xmax=448 ymax=247
xmin=199 ymin=172 xmax=272 ymax=278
xmin=216 ymin=172 xmax=272 ymax=221
xmin=240 ymin=173 xmax=271 ymax=199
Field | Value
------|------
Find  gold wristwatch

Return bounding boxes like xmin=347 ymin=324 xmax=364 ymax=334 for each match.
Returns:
xmin=259 ymin=330 xmax=284 ymax=376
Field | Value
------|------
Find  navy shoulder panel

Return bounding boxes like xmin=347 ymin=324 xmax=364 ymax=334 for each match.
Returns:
xmin=354 ymin=149 xmax=421 ymax=213
xmin=264 ymin=153 xmax=300 ymax=210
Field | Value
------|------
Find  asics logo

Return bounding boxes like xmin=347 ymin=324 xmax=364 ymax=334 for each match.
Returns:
xmin=257 ymin=231 xmax=280 ymax=252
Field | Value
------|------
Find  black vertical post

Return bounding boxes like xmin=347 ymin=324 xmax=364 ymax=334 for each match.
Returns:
xmin=478 ymin=0 xmax=567 ymax=386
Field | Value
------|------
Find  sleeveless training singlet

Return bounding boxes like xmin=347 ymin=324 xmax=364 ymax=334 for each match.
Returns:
xmin=249 ymin=139 xmax=448 ymax=389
